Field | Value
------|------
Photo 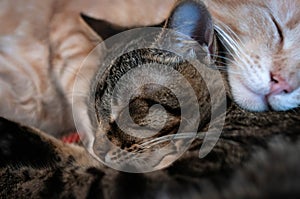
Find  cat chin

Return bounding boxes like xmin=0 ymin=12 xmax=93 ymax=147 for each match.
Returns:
xmin=229 ymin=76 xmax=269 ymax=112
xmin=232 ymin=90 xmax=268 ymax=112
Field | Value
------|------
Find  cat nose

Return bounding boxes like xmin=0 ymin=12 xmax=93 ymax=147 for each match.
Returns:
xmin=269 ymin=73 xmax=293 ymax=95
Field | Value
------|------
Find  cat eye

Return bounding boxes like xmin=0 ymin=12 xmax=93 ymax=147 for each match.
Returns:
xmin=271 ymin=16 xmax=283 ymax=42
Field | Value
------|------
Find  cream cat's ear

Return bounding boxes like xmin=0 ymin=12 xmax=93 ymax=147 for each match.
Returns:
xmin=166 ymin=0 xmax=216 ymax=55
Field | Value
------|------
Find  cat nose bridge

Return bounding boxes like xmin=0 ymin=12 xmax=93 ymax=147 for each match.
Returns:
xmin=269 ymin=73 xmax=293 ymax=95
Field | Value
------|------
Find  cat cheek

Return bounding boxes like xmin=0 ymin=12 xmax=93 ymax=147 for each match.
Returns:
xmin=229 ymin=74 xmax=268 ymax=111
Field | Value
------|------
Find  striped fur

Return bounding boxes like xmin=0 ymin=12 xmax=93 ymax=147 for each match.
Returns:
xmin=0 ymin=0 xmax=175 ymax=136
xmin=0 ymin=0 xmax=299 ymax=198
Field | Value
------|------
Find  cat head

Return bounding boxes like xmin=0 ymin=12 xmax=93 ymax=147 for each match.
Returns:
xmin=79 ymin=0 xmax=226 ymax=172
xmin=204 ymin=0 xmax=300 ymax=111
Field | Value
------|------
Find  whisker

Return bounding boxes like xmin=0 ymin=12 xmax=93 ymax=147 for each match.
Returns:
xmin=214 ymin=23 xmax=253 ymax=70
xmin=210 ymin=54 xmax=234 ymax=63
xmin=214 ymin=60 xmax=230 ymax=67
xmin=140 ymin=132 xmax=206 ymax=149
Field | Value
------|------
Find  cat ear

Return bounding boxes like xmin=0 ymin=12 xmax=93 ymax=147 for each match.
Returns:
xmin=80 ymin=13 xmax=166 ymax=41
xmin=80 ymin=13 xmax=134 ymax=41
xmin=166 ymin=0 xmax=215 ymax=55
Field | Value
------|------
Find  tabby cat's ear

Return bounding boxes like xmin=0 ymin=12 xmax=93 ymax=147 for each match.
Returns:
xmin=80 ymin=13 xmax=135 ymax=41
xmin=80 ymin=13 xmax=166 ymax=41
xmin=166 ymin=0 xmax=215 ymax=54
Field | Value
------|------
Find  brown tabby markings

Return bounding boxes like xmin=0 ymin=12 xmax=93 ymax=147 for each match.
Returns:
xmin=0 ymin=0 xmax=175 ymax=136
xmin=0 ymin=0 xmax=299 ymax=198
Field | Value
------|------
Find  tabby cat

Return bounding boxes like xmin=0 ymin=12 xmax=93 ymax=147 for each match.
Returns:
xmin=0 ymin=0 xmax=300 ymax=198
xmin=0 ymin=0 xmax=175 ymax=136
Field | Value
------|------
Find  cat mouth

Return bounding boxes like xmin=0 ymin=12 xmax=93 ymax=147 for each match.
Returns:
xmin=237 ymin=80 xmax=294 ymax=112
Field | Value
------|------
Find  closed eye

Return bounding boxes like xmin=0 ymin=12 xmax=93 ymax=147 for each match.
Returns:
xmin=271 ymin=16 xmax=284 ymax=43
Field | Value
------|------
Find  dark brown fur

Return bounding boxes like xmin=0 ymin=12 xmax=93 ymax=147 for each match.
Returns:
xmin=0 ymin=100 xmax=299 ymax=198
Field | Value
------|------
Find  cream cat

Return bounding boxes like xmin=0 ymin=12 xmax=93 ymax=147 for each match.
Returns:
xmin=0 ymin=0 xmax=175 ymax=136
xmin=203 ymin=0 xmax=300 ymax=111
xmin=1 ymin=0 xmax=299 ymax=138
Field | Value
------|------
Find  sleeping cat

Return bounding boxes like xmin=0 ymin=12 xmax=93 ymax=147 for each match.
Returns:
xmin=0 ymin=0 xmax=175 ymax=136
xmin=68 ymin=0 xmax=300 ymax=170
xmin=0 ymin=0 xmax=300 ymax=198
xmin=202 ymin=0 xmax=300 ymax=112
xmin=0 ymin=113 xmax=299 ymax=198
xmin=0 ymin=0 xmax=299 ymax=136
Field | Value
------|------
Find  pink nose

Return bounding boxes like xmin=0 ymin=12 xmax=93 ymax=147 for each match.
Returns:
xmin=269 ymin=74 xmax=293 ymax=95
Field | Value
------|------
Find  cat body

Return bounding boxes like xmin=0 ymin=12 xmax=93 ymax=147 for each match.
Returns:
xmin=0 ymin=104 xmax=299 ymax=198
xmin=0 ymin=0 xmax=175 ymax=136
xmin=1 ymin=0 xmax=299 ymax=134
xmin=0 ymin=0 xmax=299 ymax=198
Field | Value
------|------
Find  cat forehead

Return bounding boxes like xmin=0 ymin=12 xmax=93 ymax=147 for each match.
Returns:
xmin=259 ymin=1 xmax=299 ymax=27
xmin=210 ymin=0 xmax=300 ymax=46
xmin=208 ymin=0 xmax=300 ymax=27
